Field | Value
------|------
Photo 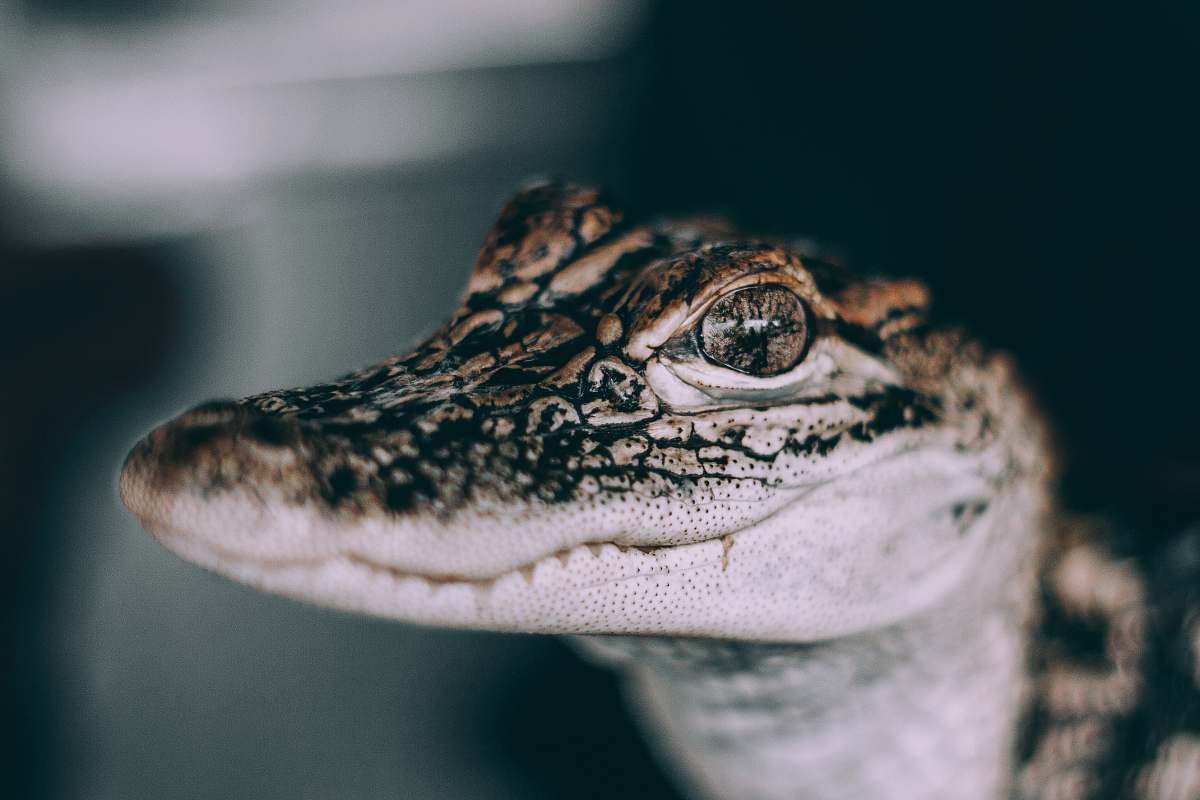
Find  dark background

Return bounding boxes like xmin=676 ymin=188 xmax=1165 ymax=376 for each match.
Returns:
xmin=4 ymin=2 xmax=1198 ymax=798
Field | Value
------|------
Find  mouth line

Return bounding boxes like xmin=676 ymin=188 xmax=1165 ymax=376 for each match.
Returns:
xmin=142 ymin=515 xmax=735 ymax=591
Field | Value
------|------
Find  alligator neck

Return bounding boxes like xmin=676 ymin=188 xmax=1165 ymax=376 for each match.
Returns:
xmin=577 ymin=496 xmax=1043 ymax=800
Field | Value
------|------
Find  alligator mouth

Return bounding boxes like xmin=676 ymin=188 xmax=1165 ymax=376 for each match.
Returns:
xmin=129 ymin=436 xmax=1001 ymax=640
xmin=138 ymin=511 xmax=753 ymax=636
xmin=122 ymin=430 xmax=937 ymax=591
xmin=122 ymin=445 xmax=837 ymax=590
xmin=143 ymin=515 xmax=733 ymax=589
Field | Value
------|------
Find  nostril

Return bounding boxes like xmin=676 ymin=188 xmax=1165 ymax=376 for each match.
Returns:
xmin=172 ymin=423 xmax=224 ymax=458
xmin=174 ymin=399 xmax=245 ymax=429
xmin=159 ymin=399 xmax=250 ymax=462
xmin=243 ymin=414 xmax=296 ymax=447
xmin=323 ymin=466 xmax=359 ymax=506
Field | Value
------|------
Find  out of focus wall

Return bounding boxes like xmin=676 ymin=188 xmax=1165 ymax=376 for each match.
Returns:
xmin=4 ymin=1 xmax=646 ymax=243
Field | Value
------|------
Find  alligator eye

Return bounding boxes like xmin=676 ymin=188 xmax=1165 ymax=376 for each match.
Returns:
xmin=698 ymin=285 xmax=810 ymax=376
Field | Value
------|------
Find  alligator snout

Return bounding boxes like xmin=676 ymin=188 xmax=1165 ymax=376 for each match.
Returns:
xmin=120 ymin=400 xmax=307 ymax=528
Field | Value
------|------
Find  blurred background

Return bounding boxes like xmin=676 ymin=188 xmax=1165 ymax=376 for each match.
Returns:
xmin=3 ymin=2 xmax=1198 ymax=798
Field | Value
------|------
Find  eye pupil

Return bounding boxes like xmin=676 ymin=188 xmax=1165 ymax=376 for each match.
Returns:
xmin=699 ymin=286 xmax=810 ymax=375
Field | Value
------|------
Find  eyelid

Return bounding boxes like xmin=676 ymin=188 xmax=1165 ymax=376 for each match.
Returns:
xmin=659 ymin=317 xmax=836 ymax=377
xmin=650 ymin=336 xmax=901 ymax=408
xmin=658 ymin=306 xmax=836 ymax=363
xmin=653 ymin=342 xmax=841 ymax=401
xmin=627 ymin=262 xmax=838 ymax=362
xmin=674 ymin=271 xmax=814 ymax=334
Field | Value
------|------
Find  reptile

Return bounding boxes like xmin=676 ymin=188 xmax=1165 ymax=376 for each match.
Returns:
xmin=121 ymin=183 xmax=1200 ymax=799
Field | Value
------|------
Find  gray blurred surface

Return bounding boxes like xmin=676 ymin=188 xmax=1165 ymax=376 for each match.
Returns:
xmin=2 ymin=0 xmax=646 ymax=243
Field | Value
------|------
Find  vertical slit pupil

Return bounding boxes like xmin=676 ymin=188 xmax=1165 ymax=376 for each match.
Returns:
xmin=699 ymin=285 xmax=809 ymax=376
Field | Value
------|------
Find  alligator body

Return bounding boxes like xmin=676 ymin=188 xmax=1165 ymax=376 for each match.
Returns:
xmin=121 ymin=184 xmax=1200 ymax=799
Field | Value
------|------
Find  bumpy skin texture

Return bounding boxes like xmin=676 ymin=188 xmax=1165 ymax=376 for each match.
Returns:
xmin=121 ymin=184 xmax=1199 ymax=799
xmin=1017 ymin=522 xmax=1200 ymax=800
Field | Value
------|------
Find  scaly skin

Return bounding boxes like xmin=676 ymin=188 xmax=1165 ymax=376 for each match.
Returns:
xmin=120 ymin=184 xmax=1197 ymax=799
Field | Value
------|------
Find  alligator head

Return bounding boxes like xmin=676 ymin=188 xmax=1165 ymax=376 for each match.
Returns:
xmin=121 ymin=182 xmax=1048 ymax=642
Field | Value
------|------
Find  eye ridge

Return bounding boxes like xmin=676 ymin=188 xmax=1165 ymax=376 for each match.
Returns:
xmin=697 ymin=285 xmax=811 ymax=376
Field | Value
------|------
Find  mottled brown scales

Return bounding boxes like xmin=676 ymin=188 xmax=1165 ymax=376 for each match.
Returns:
xmin=546 ymin=228 xmax=656 ymax=299
xmin=831 ymin=278 xmax=931 ymax=333
xmin=467 ymin=184 xmax=622 ymax=293
xmin=121 ymin=182 xmax=1200 ymax=800
xmin=595 ymin=313 xmax=623 ymax=346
